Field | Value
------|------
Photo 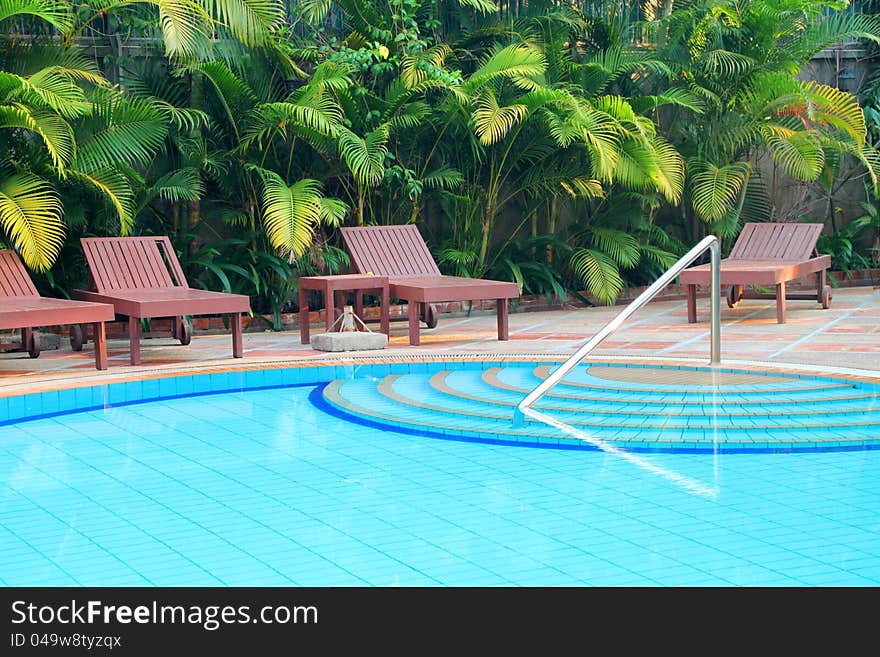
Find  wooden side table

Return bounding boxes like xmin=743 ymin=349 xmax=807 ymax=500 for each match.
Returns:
xmin=298 ymin=274 xmax=390 ymax=344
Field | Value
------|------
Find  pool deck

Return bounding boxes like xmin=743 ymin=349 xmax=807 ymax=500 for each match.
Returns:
xmin=2 ymin=285 xmax=879 ymax=394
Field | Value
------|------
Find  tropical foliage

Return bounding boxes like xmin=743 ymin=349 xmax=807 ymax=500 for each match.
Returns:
xmin=1 ymin=0 xmax=878 ymax=310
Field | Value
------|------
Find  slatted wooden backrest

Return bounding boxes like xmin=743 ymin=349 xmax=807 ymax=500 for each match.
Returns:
xmin=80 ymin=236 xmax=188 ymax=292
xmin=0 ymin=250 xmax=39 ymax=298
xmin=728 ymin=223 xmax=824 ymax=261
xmin=340 ymin=225 xmax=442 ymax=278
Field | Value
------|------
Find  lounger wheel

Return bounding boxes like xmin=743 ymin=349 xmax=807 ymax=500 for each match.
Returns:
xmin=70 ymin=324 xmax=85 ymax=351
xmin=178 ymin=319 xmax=192 ymax=345
xmin=421 ymin=303 xmax=439 ymax=329
xmin=27 ymin=331 xmax=40 ymax=358
xmin=726 ymin=285 xmax=743 ymax=308
xmin=821 ymin=286 xmax=832 ymax=309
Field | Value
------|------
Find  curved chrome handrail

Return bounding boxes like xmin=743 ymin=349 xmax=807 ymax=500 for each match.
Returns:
xmin=513 ymin=235 xmax=721 ymax=426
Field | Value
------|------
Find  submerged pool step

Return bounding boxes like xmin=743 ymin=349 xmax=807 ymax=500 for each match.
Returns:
xmin=319 ymin=364 xmax=880 ymax=452
xmin=432 ymin=371 xmax=880 ymax=418
xmin=485 ymin=367 xmax=875 ymax=405
xmin=368 ymin=373 xmax=880 ymax=431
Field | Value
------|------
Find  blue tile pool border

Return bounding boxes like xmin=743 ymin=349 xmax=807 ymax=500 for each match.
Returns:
xmin=2 ymin=359 xmax=878 ymax=455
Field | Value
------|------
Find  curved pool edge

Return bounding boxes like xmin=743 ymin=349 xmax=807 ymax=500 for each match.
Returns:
xmin=1 ymin=352 xmax=878 ymax=428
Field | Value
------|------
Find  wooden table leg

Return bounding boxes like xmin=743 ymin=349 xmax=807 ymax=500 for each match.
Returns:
xmin=299 ymin=285 xmax=310 ymax=344
xmin=128 ymin=316 xmax=141 ymax=365
xmin=497 ymin=298 xmax=509 ymax=340
xmin=686 ymin=284 xmax=697 ymax=323
xmin=380 ymin=286 xmax=390 ymax=336
xmin=232 ymin=313 xmax=243 ymax=358
xmin=325 ymin=284 xmax=337 ymax=331
xmin=354 ymin=292 xmax=364 ymax=330
xmin=93 ymin=321 xmax=108 ymax=370
xmin=776 ymin=281 xmax=786 ymax=323
xmin=408 ymin=301 xmax=421 ymax=345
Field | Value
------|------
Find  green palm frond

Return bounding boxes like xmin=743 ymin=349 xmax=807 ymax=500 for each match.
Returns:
xmin=589 ymin=227 xmax=640 ymax=269
xmin=256 ymin=170 xmax=325 ymax=255
xmin=153 ymin=101 xmax=209 ymax=133
xmin=305 ymin=60 xmax=354 ymax=94
xmin=337 ymin=125 xmax=389 ymax=187
xmin=0 ymin=104 xmax=74 ymax=172
xmin=69 ymin=168 xmax=135 ymax=234
xmin=580 ymin=45 xmax=672 ymax=95
xmin=570 ymin=248 xmax=624 ymax=306
xmin=455 ymin=0 xmax=495 ymax=13
xmin=787 ymin=13 xmax=880 ymax=62
xmin=388 ymin=101 xmax=431 ymax=131
xmin=438 ymin=247 xmax=478 ymax=278
xmin=855 ymin=144 xmax=880 ymax=195
xmin=1 ymin=67 xmax=96 ymax=117
xmin=317 ymin=196 xmax=348 ymax=227
xmin=132 ymin=168 xmax=204 ymax=216
xmin=0 ymin=0 xmax=72 ymax=32
xmin=149 ymin=168 xmax=205 ymax=203
xmin=473 ymin=89 xmax=526 ymax=145
xmin=543 ymin=104 xmax=583 ymax=148
xmin=689 ymin=160 xmax=750 ymax=223
xmin=0 ymin=172 xmax=64 ymax=271
xmin=401 ymin=44 xmax=455 ymax=88
xmin=763 ymin=128 xmax=824 ymax=181
xmin=244 ymin=98 xmax=342 ymax=149
xmin=297 ymin=0 xmax=332 ymax=23
xmin=155 ymin=0 xmax=213 ymax=58
xmin=422 ymin=167 xmax=464 ymax=190
xmin=462 ymin=43 xmax=547 ymax=94
xmin=801 ymin=81 xmax=866 ymax=146
xmin=611 ymin=137 xmax=659 ymax=193
xmin=640 ymin=244 xmax=680 ymax=270
xmin=738 ymin=72 xmax=802 ymax=113
xmin=186 ymin=60 xmax=257 ymax=139
xmin=564 ymin=97 xmax=623 ymax=181
xmin=592 ymin=95 xmax=637 ymax=126
xmin=518 ymin=87 xmax=567 ymax=114
xmin=630 ymin=87 xmax=707 ymax=115
xmin=202 ymin=0 xmax=284 ymax=46
xmin=649 ymin=135 xmax=685 ymax=204
xmin=700 ymin=49 xmax=755 ymax=79
xmin=24 ymin=66 xmax=101 ymax=116
xmin=557 ymin=177 xmax=604 ymax=199
xmin=75 ymin=93 xmax=168 ymax=172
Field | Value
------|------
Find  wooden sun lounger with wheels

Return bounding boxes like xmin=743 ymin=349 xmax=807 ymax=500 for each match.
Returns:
xmin=679 ymin=222 xmax=832 ymax=324
xmin=0 ymin=249 xmax=114 ymax=370
xmin=340 ymin=225 xmax=520 ymax=345
xmin=72 ymin=236 xmax=251 ymax=365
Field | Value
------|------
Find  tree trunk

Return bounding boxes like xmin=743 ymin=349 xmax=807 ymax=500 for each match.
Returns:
xmin=187 ymin=72 xmax=204 ymax=255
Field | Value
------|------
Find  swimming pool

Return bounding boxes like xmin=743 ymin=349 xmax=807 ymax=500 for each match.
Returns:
xmin=2 ymin=360 xmax=879 ymax=586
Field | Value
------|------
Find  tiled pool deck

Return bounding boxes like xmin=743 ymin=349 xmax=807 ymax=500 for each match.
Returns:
xmin=1 ymin=285 xmax=879 ymax=393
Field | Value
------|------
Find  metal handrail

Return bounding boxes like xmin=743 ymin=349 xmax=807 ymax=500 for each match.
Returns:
xmin=513 ymin=235 xmax=721 ymax=426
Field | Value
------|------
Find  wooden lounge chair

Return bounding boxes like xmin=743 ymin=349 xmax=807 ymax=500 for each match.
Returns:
xmin=72 ymin=236 xmax=251 ymax=365
xmin=679 ymin=222 xmax=832 ymax=324
xmin=0 ymin=249 xmax=114 ymax=370
xmin=340 ymin=225 xmax=520 ymax=345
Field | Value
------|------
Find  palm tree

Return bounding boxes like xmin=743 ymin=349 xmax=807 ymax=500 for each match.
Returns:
xmin=0 ymin=0 xmax=77 ymax=270
xmin=0 ymin=0 xmax=183 ymax=271
xmin=645 ymin=0 xmax=880 ymax=241
xmin=420 ymin=9 xmax=686 ymax=303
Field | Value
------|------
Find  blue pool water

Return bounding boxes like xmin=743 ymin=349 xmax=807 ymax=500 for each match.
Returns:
xmin=2 ymin=362 xmax=880 ymax=586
